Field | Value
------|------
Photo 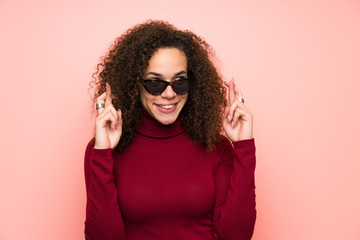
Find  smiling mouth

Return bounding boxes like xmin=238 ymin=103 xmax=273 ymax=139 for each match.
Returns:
xmin=155 ymin=103 xmax=177 ymax=113
xmin=157 ymin=104 xmax=175 ymax=109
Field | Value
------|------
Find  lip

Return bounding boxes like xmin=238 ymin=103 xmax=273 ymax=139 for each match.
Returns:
xmin=154 ymin=103 xmax=178 ymax=114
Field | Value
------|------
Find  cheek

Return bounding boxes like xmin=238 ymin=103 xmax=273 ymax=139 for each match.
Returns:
xmin=181 ymin=94 xmax=189 ymax=103
xmin=140 ymin=88 xmax=158 ymax=108
xmin=140 ymin=87 xmax=150 ymax=104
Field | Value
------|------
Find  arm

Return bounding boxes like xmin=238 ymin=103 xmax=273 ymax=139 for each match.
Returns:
xmin=84 ymin=83 xmax=125 ymax=239
xmin=213 ymin=138 xmax=256 ymax=240
xmin=84 ymin=140 xmax=125 ymax=240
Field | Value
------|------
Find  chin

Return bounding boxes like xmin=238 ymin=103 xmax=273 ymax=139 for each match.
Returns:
xmin=155 ymin=114 xmax=178 ymax=125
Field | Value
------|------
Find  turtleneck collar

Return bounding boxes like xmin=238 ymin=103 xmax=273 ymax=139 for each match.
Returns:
xmin=136 ymin=109 xmax=184 ymax=139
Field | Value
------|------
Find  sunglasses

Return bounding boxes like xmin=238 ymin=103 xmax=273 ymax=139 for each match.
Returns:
xmin=142 ymin=77 xmax=192 ymax=95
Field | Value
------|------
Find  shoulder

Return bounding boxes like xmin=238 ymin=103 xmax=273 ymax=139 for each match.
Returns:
xmin=211 ymin=136 xmax=234 ymax=162
xmin=216 ymin=135 xmax=234 ymax=152
xmin=210 ymin=136 xmax=235 ymax=170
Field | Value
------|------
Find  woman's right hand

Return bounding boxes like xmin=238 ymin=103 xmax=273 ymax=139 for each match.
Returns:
xmin=94 ymin=83 xmax=123 ymax=149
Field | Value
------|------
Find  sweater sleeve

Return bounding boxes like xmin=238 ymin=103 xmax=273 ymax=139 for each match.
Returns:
xmin=213 ymin=138 xmax=256 ymax=240
xmin=84 ymin=140 xmax=125 ymax=240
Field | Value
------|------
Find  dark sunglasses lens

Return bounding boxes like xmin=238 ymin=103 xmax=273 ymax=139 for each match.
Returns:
xmin=144 ymin=80 xmax=166 ymax=95
xmin=143 ymin=79 xmax=191 ymax=95
xmin=172 ymin=79 xmax=190 ymax=94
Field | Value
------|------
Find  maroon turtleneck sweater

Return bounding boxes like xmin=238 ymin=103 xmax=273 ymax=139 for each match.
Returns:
xmin=84 ymin=112 xmax=256 ymax=240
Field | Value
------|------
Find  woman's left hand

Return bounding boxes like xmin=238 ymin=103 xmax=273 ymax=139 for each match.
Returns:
xmin=223 ymin=79 xmax=253 ymax=142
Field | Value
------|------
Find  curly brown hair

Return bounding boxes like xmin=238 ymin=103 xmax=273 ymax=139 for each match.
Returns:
xmin=92 ymin=20 xmax=227 ymax=152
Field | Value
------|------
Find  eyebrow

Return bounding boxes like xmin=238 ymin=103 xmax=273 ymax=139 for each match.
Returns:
xmin=145 ymin=70 xmax=187 ymax=77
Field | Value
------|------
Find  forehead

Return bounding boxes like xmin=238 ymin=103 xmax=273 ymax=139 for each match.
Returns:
xmin=146 ymin=48 xmax=187 ymax=74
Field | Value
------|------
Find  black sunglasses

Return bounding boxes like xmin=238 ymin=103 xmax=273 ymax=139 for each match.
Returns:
xmin=142 ymin=77 xmax=192 ymax=95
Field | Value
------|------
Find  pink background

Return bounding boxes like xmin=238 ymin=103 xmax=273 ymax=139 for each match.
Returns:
xmin=1 ymin=0 xmax=359 ymax=239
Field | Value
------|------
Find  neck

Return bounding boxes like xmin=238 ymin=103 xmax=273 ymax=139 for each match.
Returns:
xmin=136 ymin=109 xmax=184 ymax=138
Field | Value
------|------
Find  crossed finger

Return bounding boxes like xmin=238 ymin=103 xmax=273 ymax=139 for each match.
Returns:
xmin=96 ymin=83 xmax=112 ymax=115
xmin=105 ymin=83 xmax=113 ymax=106
xmin=224 ymin=79 xmax=246 ymax=121
xmin=224 ymin=78 xmax=236 ymax=105
xmin=95 ymin=83 xmax=120 ymax=130
xmin=96 ymin=104 xmax=119 ymax=130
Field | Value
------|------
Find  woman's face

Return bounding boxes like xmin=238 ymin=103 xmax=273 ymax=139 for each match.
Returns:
xmin=140 ymin=47 xmax=189 ymax=125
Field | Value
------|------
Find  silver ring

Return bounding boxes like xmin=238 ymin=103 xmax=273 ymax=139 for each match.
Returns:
xmin=96 ymin=103 xmax=105 ymax=110
xmin=238 ymin=97 xmax=245 ymax=103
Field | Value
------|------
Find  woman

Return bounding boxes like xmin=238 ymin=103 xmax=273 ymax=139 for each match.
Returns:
xmin=85 ymin=20 xmax=256 ymax=240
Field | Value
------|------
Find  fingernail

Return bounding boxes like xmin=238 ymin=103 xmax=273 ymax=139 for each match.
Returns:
xmin=231 ymin=122 xmax=234 ymax=128
xmin=227 ymin=116 xmax=231 ymax=123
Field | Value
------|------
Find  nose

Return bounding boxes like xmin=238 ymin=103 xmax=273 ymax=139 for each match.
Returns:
xmin=160 ymin=85 xmax=176 ymax=99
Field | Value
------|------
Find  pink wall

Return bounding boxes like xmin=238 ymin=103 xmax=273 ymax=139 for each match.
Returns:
xmin=1 ymin=0 xmax=359 ymax=239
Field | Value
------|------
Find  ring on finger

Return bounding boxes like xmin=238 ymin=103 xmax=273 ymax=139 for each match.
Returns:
xmin=238 ymin=97 xmax=245 ymax=103
xmin=96 ymin=103 xmax=105 ymax=110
